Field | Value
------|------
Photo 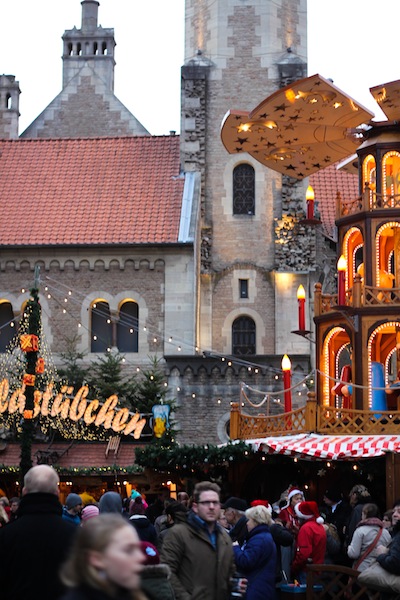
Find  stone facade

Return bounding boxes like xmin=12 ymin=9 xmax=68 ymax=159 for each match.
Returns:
xmin=0 ymin=0 xmax=325 ymax=447
xmin=0 ymin=75 xmax=20 ymax=139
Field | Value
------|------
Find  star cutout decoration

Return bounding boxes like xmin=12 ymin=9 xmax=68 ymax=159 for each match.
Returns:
xmin=221 ymin=73 xmax=375 ymax=179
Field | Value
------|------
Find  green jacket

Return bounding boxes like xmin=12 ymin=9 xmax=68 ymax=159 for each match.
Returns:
xmin=141 ymin=563 xmax=176 ymax=600
xmin=160 ymin=512 xmax=235 ymax=600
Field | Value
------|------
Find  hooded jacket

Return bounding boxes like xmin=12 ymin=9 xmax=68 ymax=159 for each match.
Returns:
xmin=160 ymin=511 xmax=235 ymax=600
xmin=347 ymin=517 xmax=391 ymax=571
xmin=233 ymin=523 xmax=277 ymax=600
xmin=140 ymin=563 xmax=176 ymax=600
xmin=129 ymin=514 xmax=158 ymax=546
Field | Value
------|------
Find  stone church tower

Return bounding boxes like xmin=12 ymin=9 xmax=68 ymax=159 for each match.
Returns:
xmin=181 ymin=0 xmax=311 ymax=363
xmin=20 ymin=0 xmax=149 ymax=138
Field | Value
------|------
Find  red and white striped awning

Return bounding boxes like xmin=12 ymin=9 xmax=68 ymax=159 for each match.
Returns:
xmin=247 ymin=434 xmax=400 ymax=460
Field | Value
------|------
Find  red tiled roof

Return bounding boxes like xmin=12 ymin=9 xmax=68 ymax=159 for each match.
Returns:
xmin=310 ymin=163 xmax=359 ymax=239
xmin=0 ymin=136 xmax=184 ymax=246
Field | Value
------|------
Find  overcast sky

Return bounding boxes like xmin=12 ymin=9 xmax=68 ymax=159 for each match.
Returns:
xmin=0 ymin=0 xmax=398 ymax=135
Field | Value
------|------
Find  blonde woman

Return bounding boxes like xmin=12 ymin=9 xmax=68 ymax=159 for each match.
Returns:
xmin=61 ymin=514 xmax=148 ymax=600
xmin=232 ymin=504 xmax=277 ymax=600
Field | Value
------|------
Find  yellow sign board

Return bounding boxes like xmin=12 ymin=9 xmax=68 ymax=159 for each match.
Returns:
xmin=0 ymin=379 xmax=147 ymax=439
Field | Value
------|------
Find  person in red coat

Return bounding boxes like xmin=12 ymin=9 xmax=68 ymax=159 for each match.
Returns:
xmin=292 ymin=501 xmax=327 ymax=584
xmin=278 ymin=487 xmax=304 ymax=538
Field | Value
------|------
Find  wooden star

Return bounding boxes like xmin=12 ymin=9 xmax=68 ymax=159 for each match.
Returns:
xmin=274 ymin=103 xmax=289 ymax=112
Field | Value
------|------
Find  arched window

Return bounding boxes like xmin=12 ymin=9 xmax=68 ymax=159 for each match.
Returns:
xmin=233 ymin=164 xmax=255 ymax=215
xmin=0 ymin=302 xmax=15 ymax=352
xmin=232 ymin=316 xmax=256 ymax=355
xmin=91 ymin=301 xmax=112 ymax=352
xmin=117 ymin=301 xmax=139 ymax=352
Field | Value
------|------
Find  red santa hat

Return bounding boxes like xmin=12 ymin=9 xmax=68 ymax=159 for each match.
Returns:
xmin=294 ymin=501 xmax=324 ymax=524
xmin=282 ymin=487 xmax=304 ymax=509
xmin=250 ymin=499 xmax=272 ymax=514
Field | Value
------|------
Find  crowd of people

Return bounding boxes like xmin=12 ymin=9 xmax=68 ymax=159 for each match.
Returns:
xmin=0 ymin=467 xmax=400 ymax=599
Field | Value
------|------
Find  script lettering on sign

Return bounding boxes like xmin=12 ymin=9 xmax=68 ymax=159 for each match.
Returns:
xmin=0 ymin=379 xmax=147 ymax=439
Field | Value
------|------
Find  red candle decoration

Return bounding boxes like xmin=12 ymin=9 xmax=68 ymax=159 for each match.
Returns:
xmin=306 ymin=185 xmax=315 ymax=220
xmin=297 ymin=285 xmax=306 ymax=331
xmin=337 ymin=255 xmax=347 ymax=305
xmin=282 ymin=354 xmax=292 ymax=413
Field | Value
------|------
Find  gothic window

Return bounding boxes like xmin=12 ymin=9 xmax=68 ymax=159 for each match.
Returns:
xmin=117 ymin=301 xmax=139 ymax=353
xmin=233 ymin=164 xmax=255 ymax=215
xmin=0 ymin=302 xmax=15 ymax=352
xmin=91 ymin=300 xmax=112 ymax=352
xmin=232 ymin=316 xmax=256 ymax=355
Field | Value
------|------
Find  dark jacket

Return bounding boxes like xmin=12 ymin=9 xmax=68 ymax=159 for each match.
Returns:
xmin=229 ymin=515 xmax=248 ymax=546
xmin=0 ymin=492 xmax=77 ymax=600
xmin=377 ymin=521 xmax=400 ymax=574
xmin=141 ymin=563 xmax=176 ymax=600
xmin=325 ymin=500 xmax=352 ymax=543
xmin=345 ymin=495 xmax=373 ymax=548
xmin=160 ymin=511 xmax=235 ymax=600
xmin=61 ymin=584 xmax=145 ymax=600
xmin=233 ymin=523 xmax=277 ymax=600
xmin=129 ymin=514 xmax=158 ymax=545
xmin=62 ymin=506 xmax=81 ymax=526
xmin=270 ymin=522 xmax=294 ymax=581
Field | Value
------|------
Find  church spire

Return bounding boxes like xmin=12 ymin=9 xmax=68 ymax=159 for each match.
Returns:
xmin=62 ymin=0 xmax=116 ymax=91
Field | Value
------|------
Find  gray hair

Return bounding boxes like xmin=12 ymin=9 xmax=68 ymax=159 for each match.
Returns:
xmin=245 ymin=504 xmax=273 ymax=525
xmin=23 ymin=465 xmax=59 ymax=496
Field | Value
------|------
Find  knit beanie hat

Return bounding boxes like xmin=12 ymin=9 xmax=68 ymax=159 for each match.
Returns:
xmin=324 ymin=488 xmax=342 ymax=503
xmin=66 ymin=493 xmax=82 ymax=510
xmin=295 ymin=501 xmax=324 ymax=524
xmin=81 ymin=505 xmax=100 ymax=521
xmin=131 ymin=489 xmax=142 ymax=500
xmin=99 ymin=491 xmax=123 ymax=514
xmin=140 ymin=541 xmax=160 ymax=566
xmin=282 ymin=487 xmax=304 ymax=509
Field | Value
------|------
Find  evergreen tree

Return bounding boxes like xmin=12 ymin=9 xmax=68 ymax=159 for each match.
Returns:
xmin=87 ymin=351 xmax=137 ymax=409
xmin=136 ymin=356 xmax=177 ymax=443
xmin=58 ymin=335 xmax=89 ymax=391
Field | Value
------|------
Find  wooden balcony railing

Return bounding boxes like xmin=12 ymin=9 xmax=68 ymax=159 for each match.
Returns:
xmin=230 ymin=393 xmax=400 ymax=439
xmin=338 ymin=188 xmax=400 ymax=218
xmin=314 ymin=280 xmax=400 ymax=316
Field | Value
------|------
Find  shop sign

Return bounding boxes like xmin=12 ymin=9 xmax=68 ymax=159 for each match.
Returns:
xmin=0 ymin=379 xmax=147 ymax=439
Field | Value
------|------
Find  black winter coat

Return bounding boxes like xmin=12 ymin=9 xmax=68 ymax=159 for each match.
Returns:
xmin=61 ymin=584 xmax=145 ymax=600
xmin=129 ymin=514 xmax=158 ymax=545
xmin=229 ymin=515 xmax=248 ymax=546
xmin=377 ymin=521 xmax=400 ymax=574
xmin=0 ymin=492 xmax=77 ymax=600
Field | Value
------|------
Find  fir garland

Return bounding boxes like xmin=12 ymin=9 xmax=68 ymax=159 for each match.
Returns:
xmin=0 ymin=463 xmax=144 ymax=476
xmin=20 ymin=287 xmax=41 ymax=478
xmin=135 ymin=441 xmax=255 ymax=476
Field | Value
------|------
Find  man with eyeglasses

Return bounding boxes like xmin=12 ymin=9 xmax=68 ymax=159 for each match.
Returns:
xmin=160 ymin=480 xmax=235 ymax=599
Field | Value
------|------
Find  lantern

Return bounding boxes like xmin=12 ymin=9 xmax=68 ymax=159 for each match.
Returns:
xmin=20 ymin=334 xmax=39 ymax=352
xmin=23 ymin=373 xmax=36 ymax=386
xmin=23 ymin=409 xmax=33 ymax=420
xmin=35 ymin=358 xmax=45 ymax=374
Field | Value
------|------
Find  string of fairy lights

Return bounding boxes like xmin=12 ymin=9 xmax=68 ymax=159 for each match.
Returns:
xmin=0 ymin=276 xmax=397 ymax=409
